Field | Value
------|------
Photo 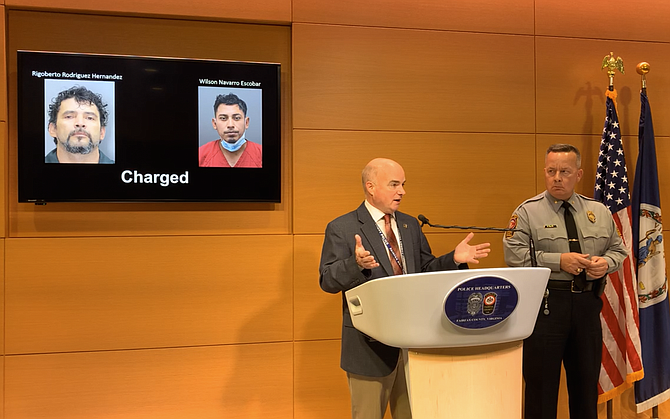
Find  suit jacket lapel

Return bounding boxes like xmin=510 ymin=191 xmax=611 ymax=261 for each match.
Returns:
xmin=356 ymin=203 xmax=394 ymax=276
xmin=396 ymin=213 xmax=416 ymax=274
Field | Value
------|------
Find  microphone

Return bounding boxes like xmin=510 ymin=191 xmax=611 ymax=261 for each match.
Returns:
xmin=417 ymin=214 xmax=537 ymax=267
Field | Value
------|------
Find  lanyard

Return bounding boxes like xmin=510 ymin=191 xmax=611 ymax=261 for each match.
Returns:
xmin=374 ymin=219 xmax=406 ymax=275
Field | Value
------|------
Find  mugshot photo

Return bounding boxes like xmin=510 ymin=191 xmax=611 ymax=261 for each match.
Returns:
xmin=44 ymin=79 xmax=116 ymax=164
xmin=198 ymin=87 xmax=263 ymax=168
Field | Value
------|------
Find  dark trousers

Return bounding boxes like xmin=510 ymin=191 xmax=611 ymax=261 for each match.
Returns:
xmin=523 ymin=289 xmax=603 ymax=419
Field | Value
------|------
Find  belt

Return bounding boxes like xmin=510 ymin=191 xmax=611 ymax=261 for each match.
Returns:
xmin=547 ymin=279 xmax=596 ymax=293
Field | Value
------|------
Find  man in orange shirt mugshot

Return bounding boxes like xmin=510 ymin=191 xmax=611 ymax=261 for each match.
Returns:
xmin=198 ymin=93 xmax=262 ymax=168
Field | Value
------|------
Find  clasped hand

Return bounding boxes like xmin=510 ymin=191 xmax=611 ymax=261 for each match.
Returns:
xmin=560 ymin=253 xmax=608 ymax=278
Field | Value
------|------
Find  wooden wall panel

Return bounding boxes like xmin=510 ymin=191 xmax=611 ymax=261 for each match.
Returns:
xmin=6 ymin=11 xmax=292 ymax=237
xmin=293 ymin=130 xmax=537 ymax=235
xmin=294 ymin=340 xmax=349 ymax=419
xmin=294 ymin=234 xmax=341 ymax=340
xmin=536 ymin=0 xmax=670 ymax=42
xmin=5 ymin=343 xmax=292 ymax=419
xmin=0 ymin=356 xmax=3 ymax=419
xmin=5 ymin=0 xmax=290 ymax=23
xmin=536 ymin=37 xmax=670 ymax=137
xmin=0 ymin=240 xmax=3 ymax=354
xmin=293 ymin=0 xmax=534 ymax=35
xmin=0 ymin=123 xmax=6 ymax=238
xmin=11 ymin=203 xmax=290 ymax=237
xmin=6 ymin=10 xmax=291 ymax=77
xmin=0 ymin=6 xmax=6 ymax=122
xmin=0 ymin=6 xmax=6 ymax=238
xmin=0 ymin=355 xmax=5 ymax=419
xmin=5 ymin=235 xmax=293 ymax=354
xmin=293 ymin=24 xmax=535 ymax=133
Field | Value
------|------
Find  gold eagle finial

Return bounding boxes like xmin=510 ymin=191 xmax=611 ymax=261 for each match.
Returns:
xmin=602 ymin=52 xmax=625 ymax=77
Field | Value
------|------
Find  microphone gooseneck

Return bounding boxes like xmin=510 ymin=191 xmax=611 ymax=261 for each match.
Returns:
xmin=417 ymin=213 xmax=537 ymax=267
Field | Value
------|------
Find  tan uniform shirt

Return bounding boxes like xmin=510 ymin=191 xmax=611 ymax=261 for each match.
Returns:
xmin=503 ymin=191 xmax=628 ymax=281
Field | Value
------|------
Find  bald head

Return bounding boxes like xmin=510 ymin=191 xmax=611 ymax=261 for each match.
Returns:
xmin=362 ymin=158 xmax=406 ymax=214
xmin=361 ymin=158 xmax=400 ymax=193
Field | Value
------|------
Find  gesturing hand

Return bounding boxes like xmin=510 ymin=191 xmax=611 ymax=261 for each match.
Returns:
xmin=453 ymin=232 xmax=491 ymax=264
xmin=355 ymin=234 xmax=379 ymax=269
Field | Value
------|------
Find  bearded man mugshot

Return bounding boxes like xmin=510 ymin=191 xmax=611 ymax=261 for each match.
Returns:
xmin=199 ymin=92 xmax=263 ymax=168
xmin=45 ymin=85 xmax=114 ymax=164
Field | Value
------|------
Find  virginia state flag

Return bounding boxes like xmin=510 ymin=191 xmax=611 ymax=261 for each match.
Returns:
xmin=633 ymin=91 xmax=670 ymax=412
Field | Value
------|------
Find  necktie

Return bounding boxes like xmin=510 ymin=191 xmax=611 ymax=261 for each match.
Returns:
xmin=383 ymin=214 xmax=404 ymax=276
xmin=562 ymin=201 xmax=587 ymax=290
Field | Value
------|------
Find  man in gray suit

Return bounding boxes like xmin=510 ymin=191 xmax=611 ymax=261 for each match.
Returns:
xmin=319 ymin=157 xmax=491 ymax=419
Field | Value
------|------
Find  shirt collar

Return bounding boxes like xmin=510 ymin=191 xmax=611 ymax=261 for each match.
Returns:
xmin=364 ymin=199 xmax=392 ymax=222
xmin=545 ymin=191 xmax=578 ymax=213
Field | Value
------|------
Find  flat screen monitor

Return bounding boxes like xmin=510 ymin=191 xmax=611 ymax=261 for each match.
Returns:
xmin=17 ymin=50 xmax=281 ymax=203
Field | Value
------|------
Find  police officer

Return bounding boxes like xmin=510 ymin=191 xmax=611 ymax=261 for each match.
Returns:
xmin=503 ymin=144 xmax=627 ymax=419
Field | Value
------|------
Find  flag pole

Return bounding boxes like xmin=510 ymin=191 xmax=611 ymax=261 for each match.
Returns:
xmin=636 ymin=61 xmax=650 ymax=95
xmin=603 ymin=52 xmax=615 ymax=419
xmin=637 ymin=60 xmax=659 ymax=419
xmin=600 ymin=51 xmax=625 ymax=419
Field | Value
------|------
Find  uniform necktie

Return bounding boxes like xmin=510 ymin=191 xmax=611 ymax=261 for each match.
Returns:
xmin=384 ymin=214 xmax=404 ymax=276
xmin=562 ymin=201 xmax=587 ymax=290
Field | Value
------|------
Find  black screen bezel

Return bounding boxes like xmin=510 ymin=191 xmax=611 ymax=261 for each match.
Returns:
xmin=17 ymin=50 xmax=281 ymax=203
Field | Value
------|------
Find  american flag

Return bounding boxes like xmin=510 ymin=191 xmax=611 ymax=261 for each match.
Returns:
xmin=593 ymin=91 xmax=644 ymax=402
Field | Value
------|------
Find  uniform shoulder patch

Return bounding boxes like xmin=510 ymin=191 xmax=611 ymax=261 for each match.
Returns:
xmin=505 ymin=214 xmax=518 ymax=239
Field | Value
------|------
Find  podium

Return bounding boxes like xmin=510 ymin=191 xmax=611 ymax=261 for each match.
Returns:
xmin=344 ymin=267 xmax=550 ymax=419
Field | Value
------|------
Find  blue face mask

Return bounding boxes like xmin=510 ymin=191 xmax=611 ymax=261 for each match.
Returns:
xmin=220 ymin=133 xmax=247 ymax=152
